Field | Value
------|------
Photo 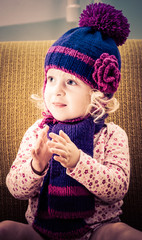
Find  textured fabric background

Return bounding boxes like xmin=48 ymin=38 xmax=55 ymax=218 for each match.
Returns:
xmin=0 ymin=40 xmax=142 ymax=230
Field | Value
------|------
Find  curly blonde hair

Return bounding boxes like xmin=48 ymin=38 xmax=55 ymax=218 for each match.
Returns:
xmin=87 ymin=89 xmax=119 ymax=122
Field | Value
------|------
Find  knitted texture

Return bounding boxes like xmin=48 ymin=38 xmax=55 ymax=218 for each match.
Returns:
xmin=44 ymin=30 xmax=121 ymax=94
xmin=43 ymin=3 xmax=130 ymax=94
xmin=92 ymin=53 xmax=121 ymax=93
xmin=33 ymin=117 xmax=104 ymax=239
xmin=79 ymin=3 xmax=130 ymax=46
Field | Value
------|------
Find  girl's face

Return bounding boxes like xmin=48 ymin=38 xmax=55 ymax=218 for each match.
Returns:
xmin=44 ymin=69 xmax=92 ymax=121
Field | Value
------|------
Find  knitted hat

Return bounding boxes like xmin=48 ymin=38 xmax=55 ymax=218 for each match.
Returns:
xmin=44 ymin=3 xmax=130 ymax=94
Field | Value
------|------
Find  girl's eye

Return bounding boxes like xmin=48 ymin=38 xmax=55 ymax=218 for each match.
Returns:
xmin=47 ymin=76 xmax=54 ymax=83
xmin=67 ymin=79 xmax=77 ymax=86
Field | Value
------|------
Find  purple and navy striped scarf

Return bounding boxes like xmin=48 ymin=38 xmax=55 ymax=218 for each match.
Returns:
xmin=33 ymin=116 xmax=105 ymax=239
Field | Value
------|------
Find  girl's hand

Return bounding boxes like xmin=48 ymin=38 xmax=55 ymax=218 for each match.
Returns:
xmin=48 ymin=130 xmax=80 ymax=169
xmin=31 ymin=126 xmax=53 ymax=172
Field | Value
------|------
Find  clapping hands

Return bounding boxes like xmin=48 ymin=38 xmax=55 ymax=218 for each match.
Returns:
xmin=48 ymin=130 xmax=80 ymax=169
xmin=31 ymin=126 xmax=80 ymax=173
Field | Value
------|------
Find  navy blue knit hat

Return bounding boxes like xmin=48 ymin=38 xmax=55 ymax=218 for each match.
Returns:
xmin=44 ymin=3 xmax=130 ymax=94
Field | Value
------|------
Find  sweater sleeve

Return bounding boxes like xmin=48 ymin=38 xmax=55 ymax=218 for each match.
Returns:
xmin=6 ymin=120 xmax=48 ymax=200
xmin=67 ymin=123 xmax=130 ymax=204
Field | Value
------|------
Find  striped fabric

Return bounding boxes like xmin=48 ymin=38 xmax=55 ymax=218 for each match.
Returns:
xmin=33 ymin=117 xmax=96 ymax=239
xmin=44 ymin=30 xmax=121 ymax=91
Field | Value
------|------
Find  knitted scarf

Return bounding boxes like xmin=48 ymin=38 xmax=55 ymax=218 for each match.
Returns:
xmin=33 ymin=116 xmax=105 ymax=239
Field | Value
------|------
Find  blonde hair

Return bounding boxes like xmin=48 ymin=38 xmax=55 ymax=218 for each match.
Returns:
xmin=31 ymin=88 xmax=119 ymax=122
xmin=87 ymin=89 xmax=119 ymax=122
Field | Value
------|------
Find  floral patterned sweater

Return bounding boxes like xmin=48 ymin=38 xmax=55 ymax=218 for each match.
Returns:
xmin=6 ymin=119 xmax=130 ymax=227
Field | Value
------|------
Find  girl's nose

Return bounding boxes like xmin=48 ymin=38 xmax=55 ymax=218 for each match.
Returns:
xmin=54 ymin=83 xmax=65 ymax=96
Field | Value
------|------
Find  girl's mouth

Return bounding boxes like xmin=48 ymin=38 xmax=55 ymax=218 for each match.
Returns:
xmin=52 ymin=102 xmax=67 ymax=108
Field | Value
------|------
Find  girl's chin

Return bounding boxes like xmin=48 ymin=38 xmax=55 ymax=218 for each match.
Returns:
xmin=52 ymin=114 xmax=68 ymax=122
xmin=53 ymin=115 xmax=83 ymax=122
xmin=51 ymin=111 xmax=84 ymax=122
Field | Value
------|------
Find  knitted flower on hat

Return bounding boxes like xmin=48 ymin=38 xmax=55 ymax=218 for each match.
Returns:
xmin=93 ymin=53 xmax=121 ymax=93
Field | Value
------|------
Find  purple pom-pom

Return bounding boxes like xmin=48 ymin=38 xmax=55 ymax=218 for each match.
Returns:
xmin=79 ymin=3 xmax=130 ymax=46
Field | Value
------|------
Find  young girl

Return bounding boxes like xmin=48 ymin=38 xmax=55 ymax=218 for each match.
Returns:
xmin=0 ymin=3 xmax=142 ymax=240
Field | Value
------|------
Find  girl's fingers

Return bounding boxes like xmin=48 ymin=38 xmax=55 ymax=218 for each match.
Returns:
xmin=51 ymin=148 xmax=67 ymax=159
xmin=49 ymin=132 xmax=67 ymax=145
xmin=48 ymin=141 xmax=66 ymax=151
xmin=40 ymin=126 xmax=49 ymax=143
xmin=34 ymin=135 xmax=45 ymax=155
xmin=54 ymin=155 xmax=67 ymax=166
xmin=36 ymin=136 xmax=43 ymax=149
xmin=59 ymin=130 xmax=71 ymax=143
xmin=49 ymin=130 xmax=71 ymax=144
xmin=35 ymin=126 xmax=49 ymax=151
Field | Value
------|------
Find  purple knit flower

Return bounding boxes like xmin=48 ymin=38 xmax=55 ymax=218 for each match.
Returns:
xmin=79 ymin=3 xmax=130 ymax=46
xmin=92 ymin=53 xmax=121 ymax=94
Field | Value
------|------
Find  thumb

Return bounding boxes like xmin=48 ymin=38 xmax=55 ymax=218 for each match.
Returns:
xmin=43 ymin=125 xmax=50 ymax=138
xmin=44 ymin=125 xmax=49 ymax=133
